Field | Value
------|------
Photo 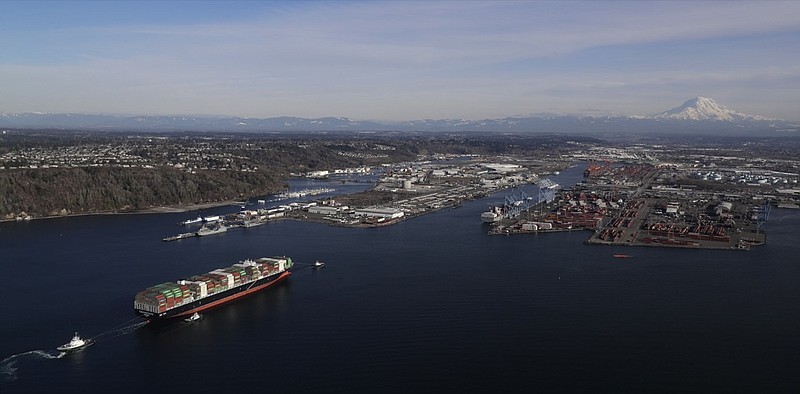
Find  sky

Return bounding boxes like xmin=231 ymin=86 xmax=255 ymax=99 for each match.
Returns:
xmin=1 ymin=0 xmax=799 ymax=121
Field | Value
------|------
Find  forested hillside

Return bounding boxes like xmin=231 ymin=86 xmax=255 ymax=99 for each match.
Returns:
xmin=0 ymin=132 xmax=401 ymax=219
xmin=1 ymin=167 xmax=284 ymax=219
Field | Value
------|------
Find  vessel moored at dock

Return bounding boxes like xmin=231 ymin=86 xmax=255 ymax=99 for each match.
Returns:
xmin=162 ymin=232 xmax=197 ymax=242
xmin=481 ymin=207 xmax=505 ymax=223
xmin=180 ymin=216 xmax=203 ymax=225
xmin=134 ymin=256 xmax=293 ymax=321
xmin=196 ymin=223 xmax=227 ymax=236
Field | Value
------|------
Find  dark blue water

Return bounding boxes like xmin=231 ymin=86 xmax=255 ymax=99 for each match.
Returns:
xmin=2 ymin=166 xmax=799 ymax=393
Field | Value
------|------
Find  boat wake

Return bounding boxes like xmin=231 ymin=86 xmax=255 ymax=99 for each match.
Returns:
xmin=91 ymin=319 xmax=149 ymax=342
xmin=110 ymin=321 xmax=149 ymax=337
xmin=0 ymin=319 xmax=149 ymax=382
xmin=0 ymin=350 xmax=64 ymax=381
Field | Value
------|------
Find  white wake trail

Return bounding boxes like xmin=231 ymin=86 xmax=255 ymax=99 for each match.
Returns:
xmin=0 ymin=350 xmax=64 ymax=381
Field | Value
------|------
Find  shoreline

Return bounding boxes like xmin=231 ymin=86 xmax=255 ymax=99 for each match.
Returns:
xmin=1 ymin=200 xmax=243 ymax=223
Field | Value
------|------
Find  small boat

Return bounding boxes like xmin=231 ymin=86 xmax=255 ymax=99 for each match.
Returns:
xmin=184 ymin=312 xmax=203 ymax=322
xmin=57 ymin=332 xmax=92 ymax=352
xmin=312 ymin=260 xmax=325 ymax=269
xmin=613 ymin=254 xmax=632 ymax=259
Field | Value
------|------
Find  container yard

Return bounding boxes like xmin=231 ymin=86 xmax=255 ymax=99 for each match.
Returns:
xmin=488 ymin=162 xmax=771 ymax=251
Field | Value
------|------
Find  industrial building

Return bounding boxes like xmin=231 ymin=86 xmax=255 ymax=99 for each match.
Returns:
xmin=353 ymin=208 xmax=404 ymax=219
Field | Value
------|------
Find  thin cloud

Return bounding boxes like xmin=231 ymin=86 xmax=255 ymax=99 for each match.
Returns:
xmin=0 ymin=1 xmax=799 ymax=119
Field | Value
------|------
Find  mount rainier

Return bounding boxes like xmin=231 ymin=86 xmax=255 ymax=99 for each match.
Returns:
xmin=652 ymin=97 xmax=772 ymax=122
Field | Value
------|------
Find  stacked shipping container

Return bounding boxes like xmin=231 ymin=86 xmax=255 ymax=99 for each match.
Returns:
xmin=133 ymin=282 xmax=191 ymax=314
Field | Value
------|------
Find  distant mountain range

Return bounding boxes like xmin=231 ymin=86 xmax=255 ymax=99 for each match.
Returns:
xmin=1 ymin=97 xmax=796 ymax=134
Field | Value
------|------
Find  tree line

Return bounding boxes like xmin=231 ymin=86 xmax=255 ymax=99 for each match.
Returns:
xmin=0 ymin=166 xmax=284 ymax=219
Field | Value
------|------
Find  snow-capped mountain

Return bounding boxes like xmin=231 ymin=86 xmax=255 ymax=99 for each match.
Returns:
xmin=652 ymin=97 xmax=772 ymax=121
xmin=1 ymin=97 xmax=795 ymax=134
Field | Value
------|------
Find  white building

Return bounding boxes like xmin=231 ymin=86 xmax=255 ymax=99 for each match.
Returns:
xmin=308 ymin=206 xmax=340 ymax=215
xmin=354 ymin=208 xmax=405 ymax=219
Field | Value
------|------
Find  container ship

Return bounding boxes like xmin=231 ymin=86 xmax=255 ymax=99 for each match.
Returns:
xmin=134 ymin=256 xmax=292 ymax=321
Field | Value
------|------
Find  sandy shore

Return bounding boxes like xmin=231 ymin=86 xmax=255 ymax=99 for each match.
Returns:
xmin=139 ymin=200 xmax=243 ymax=213
xmin=2 ymin=200 xmax=244 ymax=223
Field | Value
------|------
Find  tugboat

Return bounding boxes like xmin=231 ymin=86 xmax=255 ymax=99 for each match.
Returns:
xmin=56 ymin=332 xmax=92 ymax=352
xmin=184 ymin=312 xmax=203 ymax=322
xmin=312 ymin=260 xmax=325 ymax=269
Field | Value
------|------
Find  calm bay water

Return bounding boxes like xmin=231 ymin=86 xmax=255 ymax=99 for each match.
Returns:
xmin=2 ymin=165 xmax=799 ymax=393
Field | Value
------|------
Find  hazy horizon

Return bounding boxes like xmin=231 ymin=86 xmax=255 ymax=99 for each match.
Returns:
xmin=1 ymin=1 xmax=799 ymax=121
